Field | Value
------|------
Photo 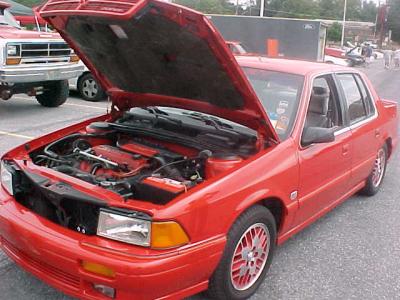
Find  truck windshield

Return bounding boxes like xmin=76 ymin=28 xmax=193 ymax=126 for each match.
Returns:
xmin=0 ymin=8 xmax=21 ymax=28
xmin=242 ymin=67 xmax=304 ymax=140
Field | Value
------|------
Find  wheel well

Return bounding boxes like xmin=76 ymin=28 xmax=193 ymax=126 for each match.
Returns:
xmin=77 ymin=72 xmax=91 ymax=86
xmin=386 ymin=138 xmax=393 ymax=158
xmin=261 ymin=198 xmax=284 ymax=232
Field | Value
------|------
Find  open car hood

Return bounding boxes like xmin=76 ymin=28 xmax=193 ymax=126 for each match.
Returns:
xmin=38 ymin=0 xmax=278 ymax=142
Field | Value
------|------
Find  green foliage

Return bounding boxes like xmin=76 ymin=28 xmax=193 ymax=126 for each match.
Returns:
xmin=173 ymin=0 xmax=234 ymax=14
xmin=388 ymin=0 xmax=400 ymax=42
xmin=360 ymin=1 xmax=378 ymax=22
xmin=12 ymin=0 xmax=44 ymax=8
xmin=14 ymin=0 xmax=391 ymax=39
xmin=327 ymin=22 xmax=342 ymax=41
xmin=268 ymin=0 xmax=320 ymax=19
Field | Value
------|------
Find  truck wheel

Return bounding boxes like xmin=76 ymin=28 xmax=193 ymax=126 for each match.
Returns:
xmin=78 ymin=73 xmax=106 ymax=102
xmin=207 ymin=205 xmax=276 ymax=300
xmin=36 ymin=80 xmax=69 ymax=107
xmin=360 ymin=144 xmax=388 ymax=196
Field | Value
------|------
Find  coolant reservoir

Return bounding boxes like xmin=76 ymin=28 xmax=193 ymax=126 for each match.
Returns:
xmin=205 ymin=155 xmax=243 ymax=178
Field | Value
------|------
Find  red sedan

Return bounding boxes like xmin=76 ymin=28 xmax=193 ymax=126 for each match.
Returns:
xmin=0 ymin=1 xmax=398 ymax=300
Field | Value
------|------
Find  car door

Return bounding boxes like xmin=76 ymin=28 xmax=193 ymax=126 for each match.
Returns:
xmin=336 ymin=73 xmax=380 ymax=188
xmin=295 ymin=74 xmax=352 ymax=226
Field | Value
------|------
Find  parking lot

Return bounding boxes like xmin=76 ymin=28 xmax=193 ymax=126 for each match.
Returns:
xmin=0 ymin=60 xmax=400 ymax=300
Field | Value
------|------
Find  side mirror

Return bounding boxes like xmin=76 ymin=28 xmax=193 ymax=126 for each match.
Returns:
xmin=302 ymin=127 xmax=335 ymax=147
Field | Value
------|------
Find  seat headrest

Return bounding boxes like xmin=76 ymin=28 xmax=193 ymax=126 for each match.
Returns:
xmin=309 ymin=87 xmax=329 ymax=115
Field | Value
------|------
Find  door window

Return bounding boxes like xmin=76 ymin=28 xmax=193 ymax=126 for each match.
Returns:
xmin=337 ymin=74 xmax=368 ymax=123
xmin=304 ymin=75 xmax=343 ymax=130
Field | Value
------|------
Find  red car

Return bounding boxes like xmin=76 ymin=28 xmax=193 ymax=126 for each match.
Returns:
xmin=0 ymin=1 xmax=398 ymax=300
xmin=226 ymin=40 xmax=251 ymax=55
xmin=325 ymin=47 xmax=347 ymax=58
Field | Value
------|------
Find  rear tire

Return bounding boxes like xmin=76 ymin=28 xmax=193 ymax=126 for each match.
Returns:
xmin=36 ymin=80 xmax=69 ymax=107
xmin=78 ymin=73 xmax=106 ymax=102
xmin=360 ymin=144 xmax=388 ymax=196
xmin=207 ymin=205 xmax=276 ymax=300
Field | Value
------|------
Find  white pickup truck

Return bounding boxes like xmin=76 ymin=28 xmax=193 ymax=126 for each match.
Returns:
xmin=0 ymin=1 xmax=83 ymax=107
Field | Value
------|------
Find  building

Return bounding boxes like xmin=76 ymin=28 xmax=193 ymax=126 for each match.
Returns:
xmin=317 ymin=19 xmax=376 ymax=43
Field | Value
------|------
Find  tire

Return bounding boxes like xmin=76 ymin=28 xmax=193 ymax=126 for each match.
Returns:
xmin=78 ymin=73 xmax=106 ymax=102
xmin=36 ymin=80 xmax=69 ymax=107
xmin=360 ymin=144 xmax=388 ymax=196
xmin=207 ymin=205 xmax=276 ymax=300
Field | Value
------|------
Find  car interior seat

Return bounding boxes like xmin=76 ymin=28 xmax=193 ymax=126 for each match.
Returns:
xmin=305 ymin=86 xmax=330 ymax=128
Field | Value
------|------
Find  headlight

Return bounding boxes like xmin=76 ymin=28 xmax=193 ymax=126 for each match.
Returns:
xmin=97 ymin=209 xmax=190 ymax=249
xmin=1 ymin=161 xmax=14 ymax=196
xmin=97 ymin=210 xmax=151 ymax=246
xmin=7 ymin=44 xmax=20 ymax=57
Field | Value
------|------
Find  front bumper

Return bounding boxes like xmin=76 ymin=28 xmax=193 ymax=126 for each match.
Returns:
xmin=0 ymin=63 xmax=83 ymax=83
xmin=0 ymin=190 xmax=225 ymax=300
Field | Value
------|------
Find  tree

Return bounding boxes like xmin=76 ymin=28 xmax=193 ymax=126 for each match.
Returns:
xmin=388 ymin=0 xmax=400 ymax=42
xmin=173 ymin=0 xmax=234 ymax=14
xmin=360 ymin=0 xmax=378 ymax=22
xmin=327 ymin=22 xmax=343 ymax=41
xmin=12 ymin=0 xmax=43 ymax=7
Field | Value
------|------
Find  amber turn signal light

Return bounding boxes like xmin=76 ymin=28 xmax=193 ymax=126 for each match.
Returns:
xmin=151 ymin=221 xmax=189 ymax=249
xmin=6 ymin=58 xmax=21 ymax=65
xmin=81 ymin=261 xmax=116 ymax=278
xmin=70 ymin=54 xmax=80 ymax=63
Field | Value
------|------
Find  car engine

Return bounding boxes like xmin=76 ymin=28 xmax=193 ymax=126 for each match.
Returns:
xmin=29 ymin=107 xmax=257 ymax=204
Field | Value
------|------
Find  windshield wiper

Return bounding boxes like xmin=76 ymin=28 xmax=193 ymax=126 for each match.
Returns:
xmin=143 ymin=107 xmax=183 ymax=126
xmin=183 ymin=111 xmax=234 ymax=131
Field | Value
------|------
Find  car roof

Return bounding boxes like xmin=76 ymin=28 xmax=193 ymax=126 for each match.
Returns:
xmin=236 ymin=56 xmax=352 ymax=76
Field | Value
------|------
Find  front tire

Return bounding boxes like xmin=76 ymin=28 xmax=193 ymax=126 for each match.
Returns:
xmin=360 ymin=144 xmax=388 ymax=196
xmin=78 ymin=73 xmax=106 ymax=102
xmin=208 ymin=205 xmax=276 ymax=300
xmin=36 ymin=80 xmax=69 ymax=107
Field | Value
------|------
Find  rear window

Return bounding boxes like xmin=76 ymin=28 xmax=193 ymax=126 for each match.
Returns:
xmin=243 ymin=68 xmax=304 ymax=139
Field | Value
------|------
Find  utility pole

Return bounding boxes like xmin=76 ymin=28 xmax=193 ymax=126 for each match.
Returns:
xmin=374 ymin=0 xmax=381 ymax=38
xmin=236 ymin=0 xmax=239 ymax=15
xmin=260 ymin=0 xmax=265 ymax=17
xmin=341 ymin=0 xmax=347 ymax=47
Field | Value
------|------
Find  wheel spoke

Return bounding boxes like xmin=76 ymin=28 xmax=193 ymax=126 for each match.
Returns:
xmin=230 ymin=223 xmax=270 ymax=291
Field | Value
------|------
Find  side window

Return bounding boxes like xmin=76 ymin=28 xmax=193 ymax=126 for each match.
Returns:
xmin=304 ymin=75 xmax=343 ymax=130
xmin=337 ymin=74 xmax=368 ymax=123
xmin=354 ymin=74 xmax=375 ymax=117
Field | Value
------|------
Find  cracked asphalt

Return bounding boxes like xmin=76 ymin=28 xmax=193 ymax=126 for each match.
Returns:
xmin=0 ymin=60 xmax=399 ymax=300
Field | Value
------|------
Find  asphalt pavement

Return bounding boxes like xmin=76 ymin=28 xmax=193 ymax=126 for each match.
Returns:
xmin=0 ymin=60 xmax=399 ymax=300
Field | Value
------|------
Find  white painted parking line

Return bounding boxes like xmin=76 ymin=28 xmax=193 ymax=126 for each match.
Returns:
xmin=64 ymin=102 xmax=108 ymax=110
xmin=0 ymin=130 xmax=33 ymax=140
xmin=12 ymin=96 xmax=108 ymax=111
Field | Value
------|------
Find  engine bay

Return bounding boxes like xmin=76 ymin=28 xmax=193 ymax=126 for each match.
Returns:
xmin=29 ymin=107 xmax=258 ymax=204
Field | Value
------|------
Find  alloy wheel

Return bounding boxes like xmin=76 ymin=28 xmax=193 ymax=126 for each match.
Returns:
xmin=230 ymin=223 xmax=270 ymax=291
xmin=372 ymin=148 xmax=386 ymax=188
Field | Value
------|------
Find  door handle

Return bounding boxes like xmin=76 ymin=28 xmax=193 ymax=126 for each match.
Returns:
xmin=342 ymin=144 xmax=349 ymax=156
xmin=375 ymin=129 xmax=381 ymax=138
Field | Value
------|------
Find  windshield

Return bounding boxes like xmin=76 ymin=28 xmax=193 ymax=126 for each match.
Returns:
xmin=243 ymin=68 xmax=304 ymax=139
xmin=0 ymin=8 xmax=20 ymax=28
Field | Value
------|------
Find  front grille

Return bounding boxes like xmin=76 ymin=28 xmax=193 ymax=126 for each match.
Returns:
xmin=1 ymin=238 xmax=81 ymax=290
xmin=19 ymin=42 xmax=72 ymax=63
